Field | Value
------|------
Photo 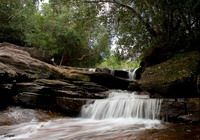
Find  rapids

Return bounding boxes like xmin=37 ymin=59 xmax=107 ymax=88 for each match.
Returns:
xmin=81 ymin=91 xmax=162 ymax=120
xmin=0 ymin=90 xmax=164 ymax=140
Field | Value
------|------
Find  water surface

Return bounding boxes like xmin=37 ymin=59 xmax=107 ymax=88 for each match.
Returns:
xmin=0 ymin=107 xmax=163 ymax=140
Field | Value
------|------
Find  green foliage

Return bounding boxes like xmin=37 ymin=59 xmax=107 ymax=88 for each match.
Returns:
xmin=0 ymin=0 xmax=110 ymax=67
xmin=1 ymin=0 xmax=199 ymax=68
xmin=24 ymin=1 xmax=110 ymax=67
xmin=0 ymin=0 xmax=36 ymax=45
xmin=98 ymin=55 xmax=139 ymax=69
xmin=91 ymin=0 xmax=200 ymax=59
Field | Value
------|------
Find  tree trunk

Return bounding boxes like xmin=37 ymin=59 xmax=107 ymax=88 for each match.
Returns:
xmin=59 ymin=53 xmax=65 ymax=66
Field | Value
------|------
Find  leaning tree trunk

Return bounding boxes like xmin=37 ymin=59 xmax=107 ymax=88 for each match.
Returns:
xmin=59 ymin=53 xmax=65 ymax=66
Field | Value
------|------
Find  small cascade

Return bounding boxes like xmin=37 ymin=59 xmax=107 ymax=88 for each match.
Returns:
xmin=110 ymin=68 xmax=138 ymax=80
xmin=128 ymin=68 xmax=138 ymax=80
xmin=81 ymin=91 xmax=162 ymax=120
xmin=110 ymin=69 xmax=115 ymax=76
xmin=88 ymin=68 xmax=96 ymax=72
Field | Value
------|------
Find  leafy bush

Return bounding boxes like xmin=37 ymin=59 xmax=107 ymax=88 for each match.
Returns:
xmin=98 ymin=55 xmax=139 ymax=69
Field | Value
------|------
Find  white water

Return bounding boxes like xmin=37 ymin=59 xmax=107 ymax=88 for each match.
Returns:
xmin=0 ymin=91 xmax=163 ymax=140
xmin=81 ymin=91 xmax=162 ymax=120
xmin=110 ymin=68 xmax=138 ymax=80
xmin=128 ymin=68 xmax=138 ymax=80
xmin=0 ymin=116 xmax=162 ymax=140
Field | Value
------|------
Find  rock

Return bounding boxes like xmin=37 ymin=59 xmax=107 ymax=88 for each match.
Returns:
xmin=95 ymin=68 xmax=112 ymax=74
xmin=0 ymin=44 xmax=102 ymax=112
xmin=0 ymin=83 xmax=16 ymax=107
xmin=160 ymin=98 xmax=200 ymax=122
xmin=15 ymin=92 xmax=89 ymax=114
xmin=134 ymin=67 xmax=143 ymax=80
xmin=139 ymin=51 xmax=200 ymax=97
xmin=112 ymin=70 xmax=129 ymax=79
xmin=0 ymin=43 xmax=133 ymax=90
xmin=128 ymin=81 xmax=141 ymax=91
xmin=87 ymin=72 xmax=130 ymax=90
xmin=15 ymin=79 xmax=108 ymax=99
xmin=14 ymin=79 xmax=110 ymax=114
xmin=141 ymin=45 xmax=173 ymax=67
xmin=178 ymin=113 xmax=200 ymax=123
xmin=0 ymin=43 xmax=139 ymax=114
xmin=0 ymin=43 xmax=93 ymax=82
xmin=197 ymin=75 xmax=200 ymax=94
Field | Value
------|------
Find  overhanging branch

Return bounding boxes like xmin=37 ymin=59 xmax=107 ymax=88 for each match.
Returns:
xmin=85 ymin=0 xmax=157 ymax=37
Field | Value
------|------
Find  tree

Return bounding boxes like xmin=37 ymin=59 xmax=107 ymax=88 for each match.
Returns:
xmin=0 ymin=0 xmax=36 ymax=45
xmin=84 ymin=0 xmax=200 ymax=59
xmin=25 ymin=0 xmax=110 ymax=67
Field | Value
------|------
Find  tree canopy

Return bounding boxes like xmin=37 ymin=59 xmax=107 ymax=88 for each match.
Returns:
xmin=0 ymin=0 xmax=200 ymax=67
xmin=85 ymin=0 xmax=200 ymax=57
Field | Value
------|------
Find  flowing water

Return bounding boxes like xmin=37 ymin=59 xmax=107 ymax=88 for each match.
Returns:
xmin=128 ymin=68 xmax=138 ymax=80
xmin=0 ymin=90 xmax=165 ymax=140
xmin=1 ymin=91 xmax=198 ymax=140
xmin=81 ymin=91 xmax=162 ymax=120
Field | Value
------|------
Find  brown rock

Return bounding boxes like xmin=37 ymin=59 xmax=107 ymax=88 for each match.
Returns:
xmin=160 ymin=98 xmax=200 ymax=123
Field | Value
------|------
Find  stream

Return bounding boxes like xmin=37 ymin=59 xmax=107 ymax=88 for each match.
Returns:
xmin=0 ymin=90 xmax=200 ymax=140
xmin=0 ymin=107 xmax=162 ymax=140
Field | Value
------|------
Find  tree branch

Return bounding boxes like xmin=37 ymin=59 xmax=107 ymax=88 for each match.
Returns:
xmin=85 ymin=0 xmax=157 ymax=37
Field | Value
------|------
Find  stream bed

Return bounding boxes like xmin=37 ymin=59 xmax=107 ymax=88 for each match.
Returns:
xmin=0 ymin=107 xmax=199 ymax=140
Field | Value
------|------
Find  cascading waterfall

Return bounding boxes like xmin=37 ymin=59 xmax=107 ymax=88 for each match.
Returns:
xmin=128 ymin=68 xmax=138 ymax=80
xmin=0 ymin=92 xmax=163 ymax=140
xmin=81 ymin=91 xmax=162 ymax=120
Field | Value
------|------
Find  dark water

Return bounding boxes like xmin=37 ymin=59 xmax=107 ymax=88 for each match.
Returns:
xmin=0 ymin=107 xmax=199 ymax=140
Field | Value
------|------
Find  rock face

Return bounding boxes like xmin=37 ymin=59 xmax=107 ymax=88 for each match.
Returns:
xmin=197 ymin=75 xmax=200 ymax=94
xmin=161 ymin=98 xmax=200 ymax=123
xmin=0 ymin=43 xmax=140 ymax=114
xmin=139 ymin=51 xmax=200 ymax=98
xmin=112 ymin=70 xmax=129 ymax=79
xmin=3 ymin=43 xmax=199 ymax=122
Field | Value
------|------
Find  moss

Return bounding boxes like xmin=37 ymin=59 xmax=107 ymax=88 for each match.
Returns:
xmin=140 ymin=51 xmax=200 ymax=85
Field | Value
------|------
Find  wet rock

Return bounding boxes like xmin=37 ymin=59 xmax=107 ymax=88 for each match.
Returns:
xmin=178 ymin=113 xmax=200 ymax=123
xmin=15 ymin=79 xmax=108 ymax=99
xmin=134 ymin=66 xmax=143 ymax=80
xmin=197 ymin=75 xmax=200 ymax=94
xmin=15 ymin=92 xmax=92 ymax=114
xmin=13 ymin=78 xmax=109 ymax=114
xmin=112 ymin=70 xmax=129 ymax=79
xmin=160 ymin=98 xmax=200 ymax=122
xmin=128 ymin=81 xmax=141 ymax=91
xmin=0 ymin=44 xmax=108 ymax=113
xmin=0 ymin=83 xmax=17 ymax=107
xmin=88 ymin=72 xmax=130 ymax=90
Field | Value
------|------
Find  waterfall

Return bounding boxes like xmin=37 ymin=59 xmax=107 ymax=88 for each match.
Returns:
xmin=88 ymin=68 xmax=96 ymax=72
xmin=128 ymin=68 xmax=138 ymax=80
xmin=0 ymin=93 xmax=163 ymax=140
xmin=81 ymin=91 xmax=162 ymax=120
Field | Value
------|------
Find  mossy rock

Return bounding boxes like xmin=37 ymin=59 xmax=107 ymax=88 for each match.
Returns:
xmin=139 ymin=51 xmax=200 ymax=97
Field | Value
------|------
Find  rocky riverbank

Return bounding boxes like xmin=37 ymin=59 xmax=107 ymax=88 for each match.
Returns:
xmin=139 ymin=51 xmax=200 ymax=98
xmin=0 ymin=43 xmax=139 ymax=114
xmin=0 ymin=43 xmax=200 ymax=123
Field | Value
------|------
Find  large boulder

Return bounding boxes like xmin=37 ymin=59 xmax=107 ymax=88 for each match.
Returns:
xmin=139 ymin=51 xmax=200 ymax=97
